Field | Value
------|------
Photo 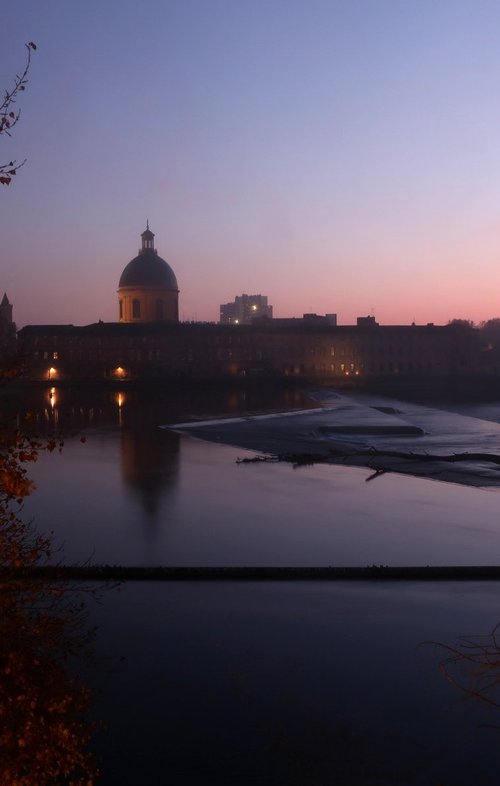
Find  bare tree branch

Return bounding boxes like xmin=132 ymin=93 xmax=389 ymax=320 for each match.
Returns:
xmin=0 ymin=42 xmax=36 ymax=185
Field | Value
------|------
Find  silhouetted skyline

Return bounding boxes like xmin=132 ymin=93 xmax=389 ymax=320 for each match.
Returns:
xmin=3 ymin=1 xmax=500 ymax=328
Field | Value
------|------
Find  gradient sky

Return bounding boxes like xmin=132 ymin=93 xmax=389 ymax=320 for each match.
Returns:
xmin=3 ymin=0 xmax=500 ymax=327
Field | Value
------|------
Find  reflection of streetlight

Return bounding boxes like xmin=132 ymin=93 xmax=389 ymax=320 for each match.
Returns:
xmin=115 ymin=392 xmax=125 ymax=408
xmin=114 ymin=391 xmax=125 ymax=427
xmin=48 ymin=386 xmax=59 ymax=423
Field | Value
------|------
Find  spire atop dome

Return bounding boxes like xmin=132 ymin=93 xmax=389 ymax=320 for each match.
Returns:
xmin=140 ymin=222 xmax=155 ymax=253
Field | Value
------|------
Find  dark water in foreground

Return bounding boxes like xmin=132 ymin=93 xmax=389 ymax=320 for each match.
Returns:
xmin=8 ymin=386 xmax=500 ymax=783
xmin=91 ymin=580 xmax=500 ymax=785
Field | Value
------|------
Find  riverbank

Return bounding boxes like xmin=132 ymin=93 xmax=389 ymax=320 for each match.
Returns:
xmin=12 ymin=564 xmax=500 ymax=580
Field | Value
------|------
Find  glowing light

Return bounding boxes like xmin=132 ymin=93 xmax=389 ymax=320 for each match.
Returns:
xmin=251 ymin=304 xmax=257 ymax=311
xmin=114 ymin=366 xmax=126 ymax=378
xmin=49 ymin=386 xmax=57 ymax=409
xmin=48 ymin=367 xmax=57 ymax=380
xmin=115 ymin=392 xmax=125 ymax=408
xmin=234 ymin=319 xmax=239 ymax=325
xmin=114 ymin=391 xmax=125 ymax=426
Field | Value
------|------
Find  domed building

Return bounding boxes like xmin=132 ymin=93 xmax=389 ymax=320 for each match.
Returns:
xmin=118 ymin=223 xmax=179 ymax=323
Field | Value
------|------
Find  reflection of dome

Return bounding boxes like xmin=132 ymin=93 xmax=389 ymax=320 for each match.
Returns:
xmin=121 ymin=427 xmax=180 ymax=519
xmin=118 ymin=223 xmax=179 ymax=323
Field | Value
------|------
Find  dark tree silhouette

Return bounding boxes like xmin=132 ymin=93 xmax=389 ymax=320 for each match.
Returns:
xmin=0 ymin=370 xmax=100 ymax=784
xmin=0 ymin=42 xmax=36 ymax=185
xmin=447 ymin=318 xmax=475 ymax=328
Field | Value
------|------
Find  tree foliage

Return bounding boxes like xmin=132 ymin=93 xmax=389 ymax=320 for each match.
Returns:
xmin=1 ymin=45 xmax=102 ymax=781
xmin=0 ymin=42 xmax=36 ymax=185
xmin=447 ymin=318 xmax=475 ymax=329
xmin=478 ymin=318 xmax=500 ymax=350
xmin=0 ymin=389 xmax=100 ymax=784
xmin=481 ymin=318 xmax=500 ymax=330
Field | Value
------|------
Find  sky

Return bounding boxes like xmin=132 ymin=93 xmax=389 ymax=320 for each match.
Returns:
xmin=3 ymin=0 xmax=500 ymax=327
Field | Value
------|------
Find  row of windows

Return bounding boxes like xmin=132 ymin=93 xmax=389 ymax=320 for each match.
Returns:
xmin=37 ymin=343 xmax=438 ymax=357
xmin=34 ymin=351 xmax=439 ymax=376
xmin=27 ymin=331 xmax=459 ymax=364
xmin=35 ymin=344 xmax=452 ymax=365
xmin=36 ymin=349 xmax=162 ymax=362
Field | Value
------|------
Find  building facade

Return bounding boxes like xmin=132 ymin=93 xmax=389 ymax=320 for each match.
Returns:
xmin=17 ymin=321 xmax=478 ymax=383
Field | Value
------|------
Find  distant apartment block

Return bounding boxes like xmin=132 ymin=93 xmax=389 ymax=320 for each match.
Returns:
xmin=220 ymin=294 xmax=273 ymax=325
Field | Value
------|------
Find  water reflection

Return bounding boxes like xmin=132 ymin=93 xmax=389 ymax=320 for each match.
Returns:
xmin=11 ymin=384 xmax=314 ymax=435
xmin=10 ymin=384 xmax=314 ymax=534
xmin=14 ymin=385 xmax=500 ymax=568
xmin=115 ymin=391 xmax=124 ymax=427
xmin=121 ymin=427 xmax=180 ymax=518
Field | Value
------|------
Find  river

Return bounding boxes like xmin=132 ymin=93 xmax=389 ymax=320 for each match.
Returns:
xmin=8 ymin=384 xmax=500 ymax=784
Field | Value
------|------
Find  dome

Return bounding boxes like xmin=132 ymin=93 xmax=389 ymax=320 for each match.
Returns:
xmin=119 ymin=250 xmax=178 ymax=290
xmin=118 ymin=224 xmax=179 ymax=323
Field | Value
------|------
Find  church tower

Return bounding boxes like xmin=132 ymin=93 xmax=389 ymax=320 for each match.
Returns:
xmin=0 ymin=293 xmax=16 ymax=358
xmin=0 ymin=293 xmax=13 ymax=325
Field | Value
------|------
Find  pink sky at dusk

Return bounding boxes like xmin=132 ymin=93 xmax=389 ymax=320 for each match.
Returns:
xmin=3 ymin=1 xmax=500 ymax=328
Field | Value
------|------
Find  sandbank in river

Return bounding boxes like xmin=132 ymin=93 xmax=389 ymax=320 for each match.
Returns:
xmin=166 ymin=389 xmax=500 ymax=488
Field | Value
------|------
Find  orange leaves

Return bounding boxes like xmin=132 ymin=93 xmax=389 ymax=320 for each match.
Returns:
xmin=0 ymin=364 xmax=99 ymax=785
xmin=0 ymin=561 xmax=99 ymax=785
xmin=0 ymin=431 xmax=55 ymax=509
xmin=0 ymin=471 xmax=35 ymax=500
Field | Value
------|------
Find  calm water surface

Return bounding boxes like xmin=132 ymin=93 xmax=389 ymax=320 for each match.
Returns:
xmin=89 ymin=579 xmax=500 ymax=786
xmin=16 ymin=386 xmax=500 ymax=567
